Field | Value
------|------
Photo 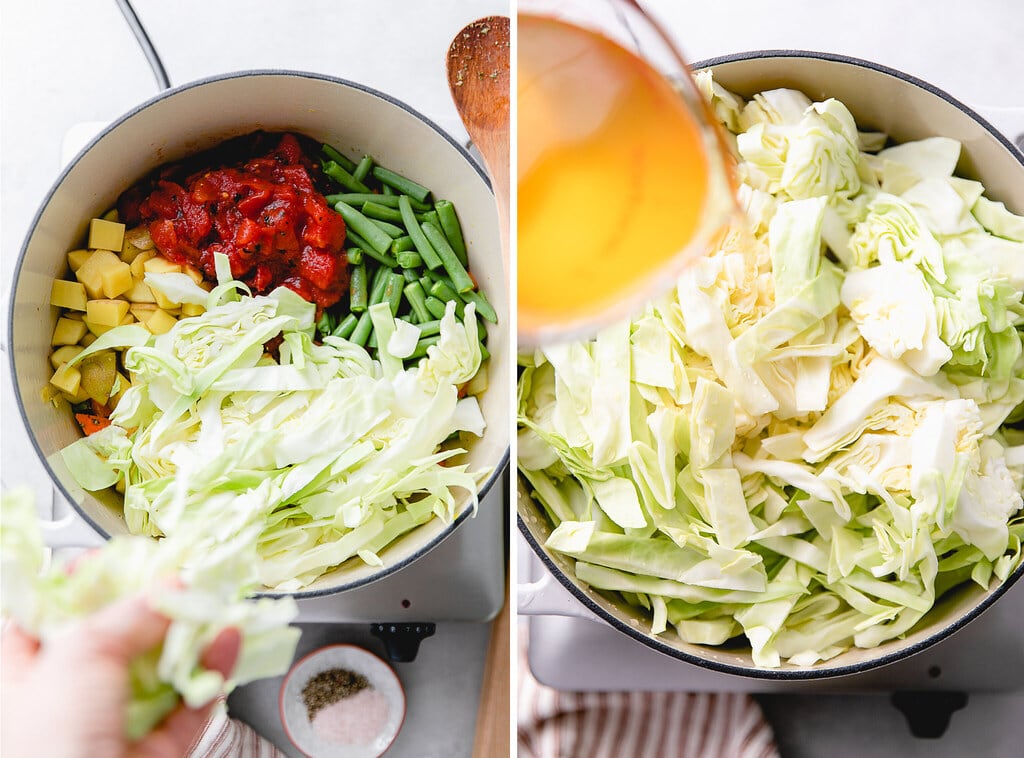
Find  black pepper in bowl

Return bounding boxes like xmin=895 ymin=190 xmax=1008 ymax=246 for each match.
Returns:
xmin=301 ymin=668 xmax=370 ymax=720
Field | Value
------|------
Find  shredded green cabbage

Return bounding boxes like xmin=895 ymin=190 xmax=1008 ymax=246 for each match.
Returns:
xmin=60 ymin=281 xmax=490 ymax=590
xmin=519 ymin=74 xmax=1024 ymax=668
xmin=0 ymin=487 xmax=300 ymax=739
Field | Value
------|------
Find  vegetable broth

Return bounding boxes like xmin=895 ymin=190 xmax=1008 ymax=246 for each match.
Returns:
xmin=517 ymin=14 xmax=710 ymax=333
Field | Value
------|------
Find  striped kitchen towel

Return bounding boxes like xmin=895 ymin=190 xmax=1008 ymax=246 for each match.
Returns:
xmin=187 ymin=704 xmax=286 ymax=758
xmin=518 ymin=632 xmax=779 ymax=758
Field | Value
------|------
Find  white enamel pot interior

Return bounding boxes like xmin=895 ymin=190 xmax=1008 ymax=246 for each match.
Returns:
xmin=9 ymin=71 xmax=509 ymax=598
xmin=517 ymin=51 xmax=1024 ymax=679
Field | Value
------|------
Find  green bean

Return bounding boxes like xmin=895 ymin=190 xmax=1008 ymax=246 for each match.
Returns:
xmin=429 ymin=280 xmax=465 ymax=318
xmin=353 ymin=155 xmax=374 ymax=183
xmin=390 ymin=236 xmax=416 ymax=254
xmin=326 ymin=193 xmax=431 ymax=212
xmin=396 ymin=250 xmax=422 ymax=269
xmin=434 ymin=199 xmax=468 ymax=267
xmin=421 ymin=221 xmax=474 ymax=292
xmin=369 ymin=265 xmax=391 ymax=305
xmin=332 ymin=313 xmax=358 ymax=339
xmin=422 ymin=210 xmax=441 ymax=230
xmin=399 ymin=195 xmax=442 ymax=269
xmin=404 ymin=281 xmax=432 ymax=322
xmin=321 ymin=144 xmax=356 ymax=172
xmin=373 ymin=167 xmax=431 ymax=203
xmin=460 ymin=287 xmax=498 ymax=323
xmin=369 ymin=217 xmax=405 ymax=239
xmin=429 ymin=278 xmax=461 ymax=303
xmin=401 ymin=267 xmax=419 ymax=284
xmin=316 ymin=310 xmax=334 ymax=335
xmin=364 ymin=201 xmax=431 ymax=226
xmin=479 ymin=341 xmax=490 ymax=362
xmin=415 ymin=317 xmax=486 ymax=340
xmin=362 ymin=201 xmax=404 ymax=225
xmin=348 ymin=232 xmax=398 ymax=268
xmin=334 ymin=201 xmax=394 ymax=257
xmin=349 ymin=263 xmax=368 ymax=312
xmin=384 ymin=272 xmax=405 ymax=316
xmin=424 ymin=296 xmax=447 ymax=320
xmin=349 ymin=311 xmax=373 ymax=346
xmin=322 ymin=161 xmax=371 ymax=193
xmin=346 ymin=247 xmax=364 ymax=266
xmin=381 ymin=183 xmax=396 ymax=196
xmin=408 ymin=334 xmax=441 ymax=360
xmin=424 ymin=263 xmax=495 ymax=319
xmin=416 ymin=319 xmax=443 ymax=337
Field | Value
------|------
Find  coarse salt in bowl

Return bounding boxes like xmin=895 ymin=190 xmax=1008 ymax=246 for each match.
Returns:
xmin=280 ymin=644 xmax=406 ymax=757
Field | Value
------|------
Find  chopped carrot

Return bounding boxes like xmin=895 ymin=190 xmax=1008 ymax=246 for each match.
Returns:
xmin=75 ymin=413 xmax=111 ymax=436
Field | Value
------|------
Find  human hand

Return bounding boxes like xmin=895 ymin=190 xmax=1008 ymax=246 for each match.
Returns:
xmin=1 ymin=593 xmax=241 ymax=758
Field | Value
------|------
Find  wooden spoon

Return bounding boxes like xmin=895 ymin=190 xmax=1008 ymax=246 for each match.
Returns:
xmin=447 ymin=16 xmax=511 ymax=266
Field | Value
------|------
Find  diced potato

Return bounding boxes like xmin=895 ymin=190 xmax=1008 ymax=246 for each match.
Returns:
xmin=52 ymin=317 xmax=88 ymax=346
xmin=50 ymin=363 xmax=82 ymax=395
xmin=80 ymin=350 xmax=117 ymax=403
xmin=151 ymin=285 xmax=179 ymax=310
xmin=143 ymin=256 xmax=182 ymax=275
xmin=67 ymin=249 xmax=92 ymax=272
xmin=129 ymin=250 xmax=157 ymax=278
xmin=80 ymin=332 xmax=98 ymax=347
xmin=184 ymin=264 xmax=205 ymax=286
xmin=61 ymin=387 xmax=91 ymax=405
xmin=50 ymin=279 xmax=89 ymax=311
xmin=85 ymin=298 xmax=130 ymax=327
xmin=63 ymin=311 xmax=84 ymax=321
xmin=124 ymin=278 xmax=156 ymax=303
xmin=100 ymin=261 xmax=133 ymax=298
xmin=50 ymin=345 xmax=85 ymax=369
xmin=119 ymin=313 xmax=135 ymax=325
xmin=101 ymin=208 xmax=119 ymax=223
xmin=119 ymin=246 xmax=142 ymax=265
xmin=115 ymin=477 xmax=127 ymax=494
xmin=89 ymin=217 xmax=125 ymax=251
xmin=110 ymin=371 xmax=131 ymax=409
xmin=145 ymin=308 xmax=178 ymax=335
xmin=75 ymin=249 xmax=121 ymax=299
xmin=125 ymin=225 xmax=153 ymax=249
xmin=129 ymin=303 xmax=158 ymax=322
xmin=121 ymin=227 xmax=154 ymax=264
xmin=85 ymin=320 xmax=114 ymax=337
xmin=181 ymin=302 xmax=206 ymax=317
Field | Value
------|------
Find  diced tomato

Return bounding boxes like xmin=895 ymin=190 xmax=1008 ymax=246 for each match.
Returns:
xmin=237 ymin=186 xmax=272 ymax=216
xmin=272 ymin=133 xmax=304 ymax=165
xmin=299 ymin=247 xmax=338 ymax=291
xmin=181 ymin=198 xmax=213 ymax=243
xmin=251 ymin=264 xmax=274 ymax=292
xmin=149 ymin=219 xmax=179 ymax=256
xmin=233 ymin=217 xmax=263 ymax=251
xmin=121 ymin=132 xmax=350 ymax=307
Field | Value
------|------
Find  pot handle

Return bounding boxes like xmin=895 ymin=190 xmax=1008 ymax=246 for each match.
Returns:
xmin=516 ymin=569 xmax=598 ymax=621
xmin=39 ymin=510 xmax=105 ymax=550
